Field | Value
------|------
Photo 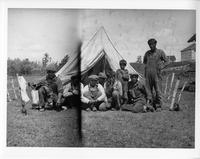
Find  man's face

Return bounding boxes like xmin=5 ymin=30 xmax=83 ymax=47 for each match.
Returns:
xmin=47 ymin=70 xmax=55 ymax=79
xmin=120 ymin=64 xmax=126 ymax=70
xmin=131 ymin=76 xmax=138 ymax=84
xmin=90 ymin=79 xmax=98 ymax=87
xmin=148 ymin=42 xmax=156 ymax=52
xmin=99 ymin=78 xmax=106 ymax=84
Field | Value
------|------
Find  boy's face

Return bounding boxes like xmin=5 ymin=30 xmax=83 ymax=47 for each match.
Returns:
xmin=99 ymin=78 xmax=106 ymax=84
xmin=120 ymin=63 xmax=126 ymax=70
xmin=47 ymin=70 xmax=55 ymax=79
xmin=148 ymin=42 xmax=156 ymax=52
xmin=90 ymin=79 xmax=98 ymax=87
xmin=131 ymin=76 xmax=138 ymax=83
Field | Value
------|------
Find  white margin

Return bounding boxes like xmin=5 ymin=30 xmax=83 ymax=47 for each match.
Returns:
xmin=0 ymin=0 xmax=199 ymax=159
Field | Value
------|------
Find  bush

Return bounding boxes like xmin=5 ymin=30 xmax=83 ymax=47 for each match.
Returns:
xmin=7 ymin=58 xmax=42 ymax=76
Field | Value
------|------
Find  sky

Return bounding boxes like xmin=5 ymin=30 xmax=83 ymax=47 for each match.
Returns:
xmin=80 ymin=9 xmax=196 ymax=62
xmin=8 ymin=9 xmax=195 ymax=63
xmin=8 ymin=9 xmax=79 ymax=63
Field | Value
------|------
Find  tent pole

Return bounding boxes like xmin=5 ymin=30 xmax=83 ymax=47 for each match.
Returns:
xmin=103 ymin=55 xmax=106 ymax=74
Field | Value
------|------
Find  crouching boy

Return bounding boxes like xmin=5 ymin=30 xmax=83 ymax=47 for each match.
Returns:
xmin=81 ymin=75 xmax=107 ymax=111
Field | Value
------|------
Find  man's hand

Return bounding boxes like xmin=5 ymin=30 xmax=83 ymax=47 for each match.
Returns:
xmin=72 ymin=89 xmax=79 ymax=95
xmin=56 ymin=99 xmax=61 ymax=106
xmin=88 ymin=99 xmax=96 ymax=104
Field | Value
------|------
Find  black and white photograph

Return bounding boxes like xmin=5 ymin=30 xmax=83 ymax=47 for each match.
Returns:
xmin=79 ymin=9 xmax=196 ymax=148
xmin=1 ymin=0 xmax=200 ymax=158
xmin=7 ymin=9 xmax=81 ymax=147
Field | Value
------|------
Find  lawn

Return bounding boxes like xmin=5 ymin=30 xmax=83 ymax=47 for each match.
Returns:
xmin=82 ymin=91 xmax=195 ymax=148
xmin=7 ymin=75 xmax=81 ymax=147
xmin=7 ymin=75 xmax=195 ymax=148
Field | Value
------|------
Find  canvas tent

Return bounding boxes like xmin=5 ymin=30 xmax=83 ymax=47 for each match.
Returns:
xmin=56 ymin=27 xmax=142 ymax=84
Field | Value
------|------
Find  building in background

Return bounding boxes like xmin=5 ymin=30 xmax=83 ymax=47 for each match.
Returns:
xmin=181 ymin=34 xmax=196 ymax=61
xmin=167 ymin=55 xmax=176 ymax=63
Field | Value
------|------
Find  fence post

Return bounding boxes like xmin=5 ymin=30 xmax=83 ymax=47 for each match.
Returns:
xmin=11 ymin=78 xmax=18 ymax=100
xmin=170 ymin=79 xmax=180 ymax=110
xmin=167 ymin=73 xmax=175 ymax=99
xmin=7 ymin=92 xmax=11 ymax=102
xmin=177 ymin=81 xmax=187 ymax=103
xmin=164 ymin=75 xmax=169 ymax=95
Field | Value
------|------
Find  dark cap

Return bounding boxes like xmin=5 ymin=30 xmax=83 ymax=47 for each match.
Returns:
xmin=119 ymin=59 xmax=127 ymax=65
xmin=148 ymin=38 xmax=157 ymax=45
xmin=130 ymin=73 xmax=139 ymax=78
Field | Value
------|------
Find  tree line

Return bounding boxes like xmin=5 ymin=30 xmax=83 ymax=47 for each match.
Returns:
xmin=7 ymin=53 xmax=69 ymax=76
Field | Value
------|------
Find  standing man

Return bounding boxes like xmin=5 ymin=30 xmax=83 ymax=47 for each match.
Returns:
xmin=116 ymin=59 xmax=129 ymax=105
xmin=143 ymin=38 xmax=168 ymax=110
xmin=37 ymin=63 xmax=63 ymax=111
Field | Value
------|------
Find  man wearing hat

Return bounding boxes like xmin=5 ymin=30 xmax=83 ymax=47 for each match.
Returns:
xmin=98 ymin=72 xmax=107 ymax=87
xmin=143 ymin=38 xmax=168 ymax=110
xmin=62 ymin=75 xmax=81 ymax=109
xmin=81 ymin=75 xmax=107 ymax=111
xmin=37 ymin=63 xmax=63 ymax=111
xmin=116 ymin=59 xmax=129 ymax=105
xmin=121 ymin=73 xmax=154 ymax=113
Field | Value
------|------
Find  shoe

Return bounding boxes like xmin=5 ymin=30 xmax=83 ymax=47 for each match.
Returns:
xmin=62 ymin=106 xmax=68 ymax=111
xmin=39 ymin=108 xmax=45 ymax=112
xmin=156 ymin=107 xmax=162 ymax=112
xmin=146 ymin=105 xmax=155 ymax=112
xmin=111 ymin=108 xmax=116 ymax=111
xmin=92 ymin=107 xmax=97 ymax=111
xmin=86 ymin=108 xmax=91 ymax=111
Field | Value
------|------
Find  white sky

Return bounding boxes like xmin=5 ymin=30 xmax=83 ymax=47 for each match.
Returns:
xmin=8 ymin=9 xmax=79 ymax=63
xmin=80 ymin=9 xmax=196 ymax=62
xmin=8 ymin=9 xmax=195 ymax=63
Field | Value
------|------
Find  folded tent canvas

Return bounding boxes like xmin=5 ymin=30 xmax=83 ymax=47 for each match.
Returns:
xmin=56 ymin=27 xmax=142 ymax=85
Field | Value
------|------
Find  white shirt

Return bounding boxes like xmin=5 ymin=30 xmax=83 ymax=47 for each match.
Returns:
xmin=81 ymin=83 xmax=106 ymax=104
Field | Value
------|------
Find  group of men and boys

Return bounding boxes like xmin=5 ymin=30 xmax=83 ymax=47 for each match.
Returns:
xmin=34 ymin=38 xmax=168 ymax=113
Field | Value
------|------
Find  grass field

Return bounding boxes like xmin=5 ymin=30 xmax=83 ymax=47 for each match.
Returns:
xmin=7 ymin=75 xmax=195 ymax=147
xmin=7 ymin=75 xmax=81 ymax=147
xmin=82 ymin=91 xmax=195 ymax=148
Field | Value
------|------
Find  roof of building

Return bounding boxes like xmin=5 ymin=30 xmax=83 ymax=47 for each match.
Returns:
xmin=181 ymin=43 xmax=196 ymax=52
xmin=167 ymin=55 xmax=176 ymax=61
xmin=164 ymin=61 xmax=195 ymax=72
xmin=187 ymin=34 xmax=196 ymax=43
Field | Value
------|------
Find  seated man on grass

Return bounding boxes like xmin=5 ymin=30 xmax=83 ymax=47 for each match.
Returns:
xmin=81 ymin=75 xmax=107 ymax=111
xmin=37 ymin=63 xmax=63 ymax=112
xmin=62 ymin=75 xmax=81 ymax=109
xmin=121 ymin=73 xmax=154 ymax=113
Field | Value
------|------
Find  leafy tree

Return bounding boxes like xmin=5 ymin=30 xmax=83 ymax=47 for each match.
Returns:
xmin=7 ymin=58 xmax=42 ymax=76
xmin=42 ymin=53 xmax=51 ymax=68
xmin=57 ymin=54 xmax=69 ymax=71
xmin=136 ymin=55 xmax=142 ymax=63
